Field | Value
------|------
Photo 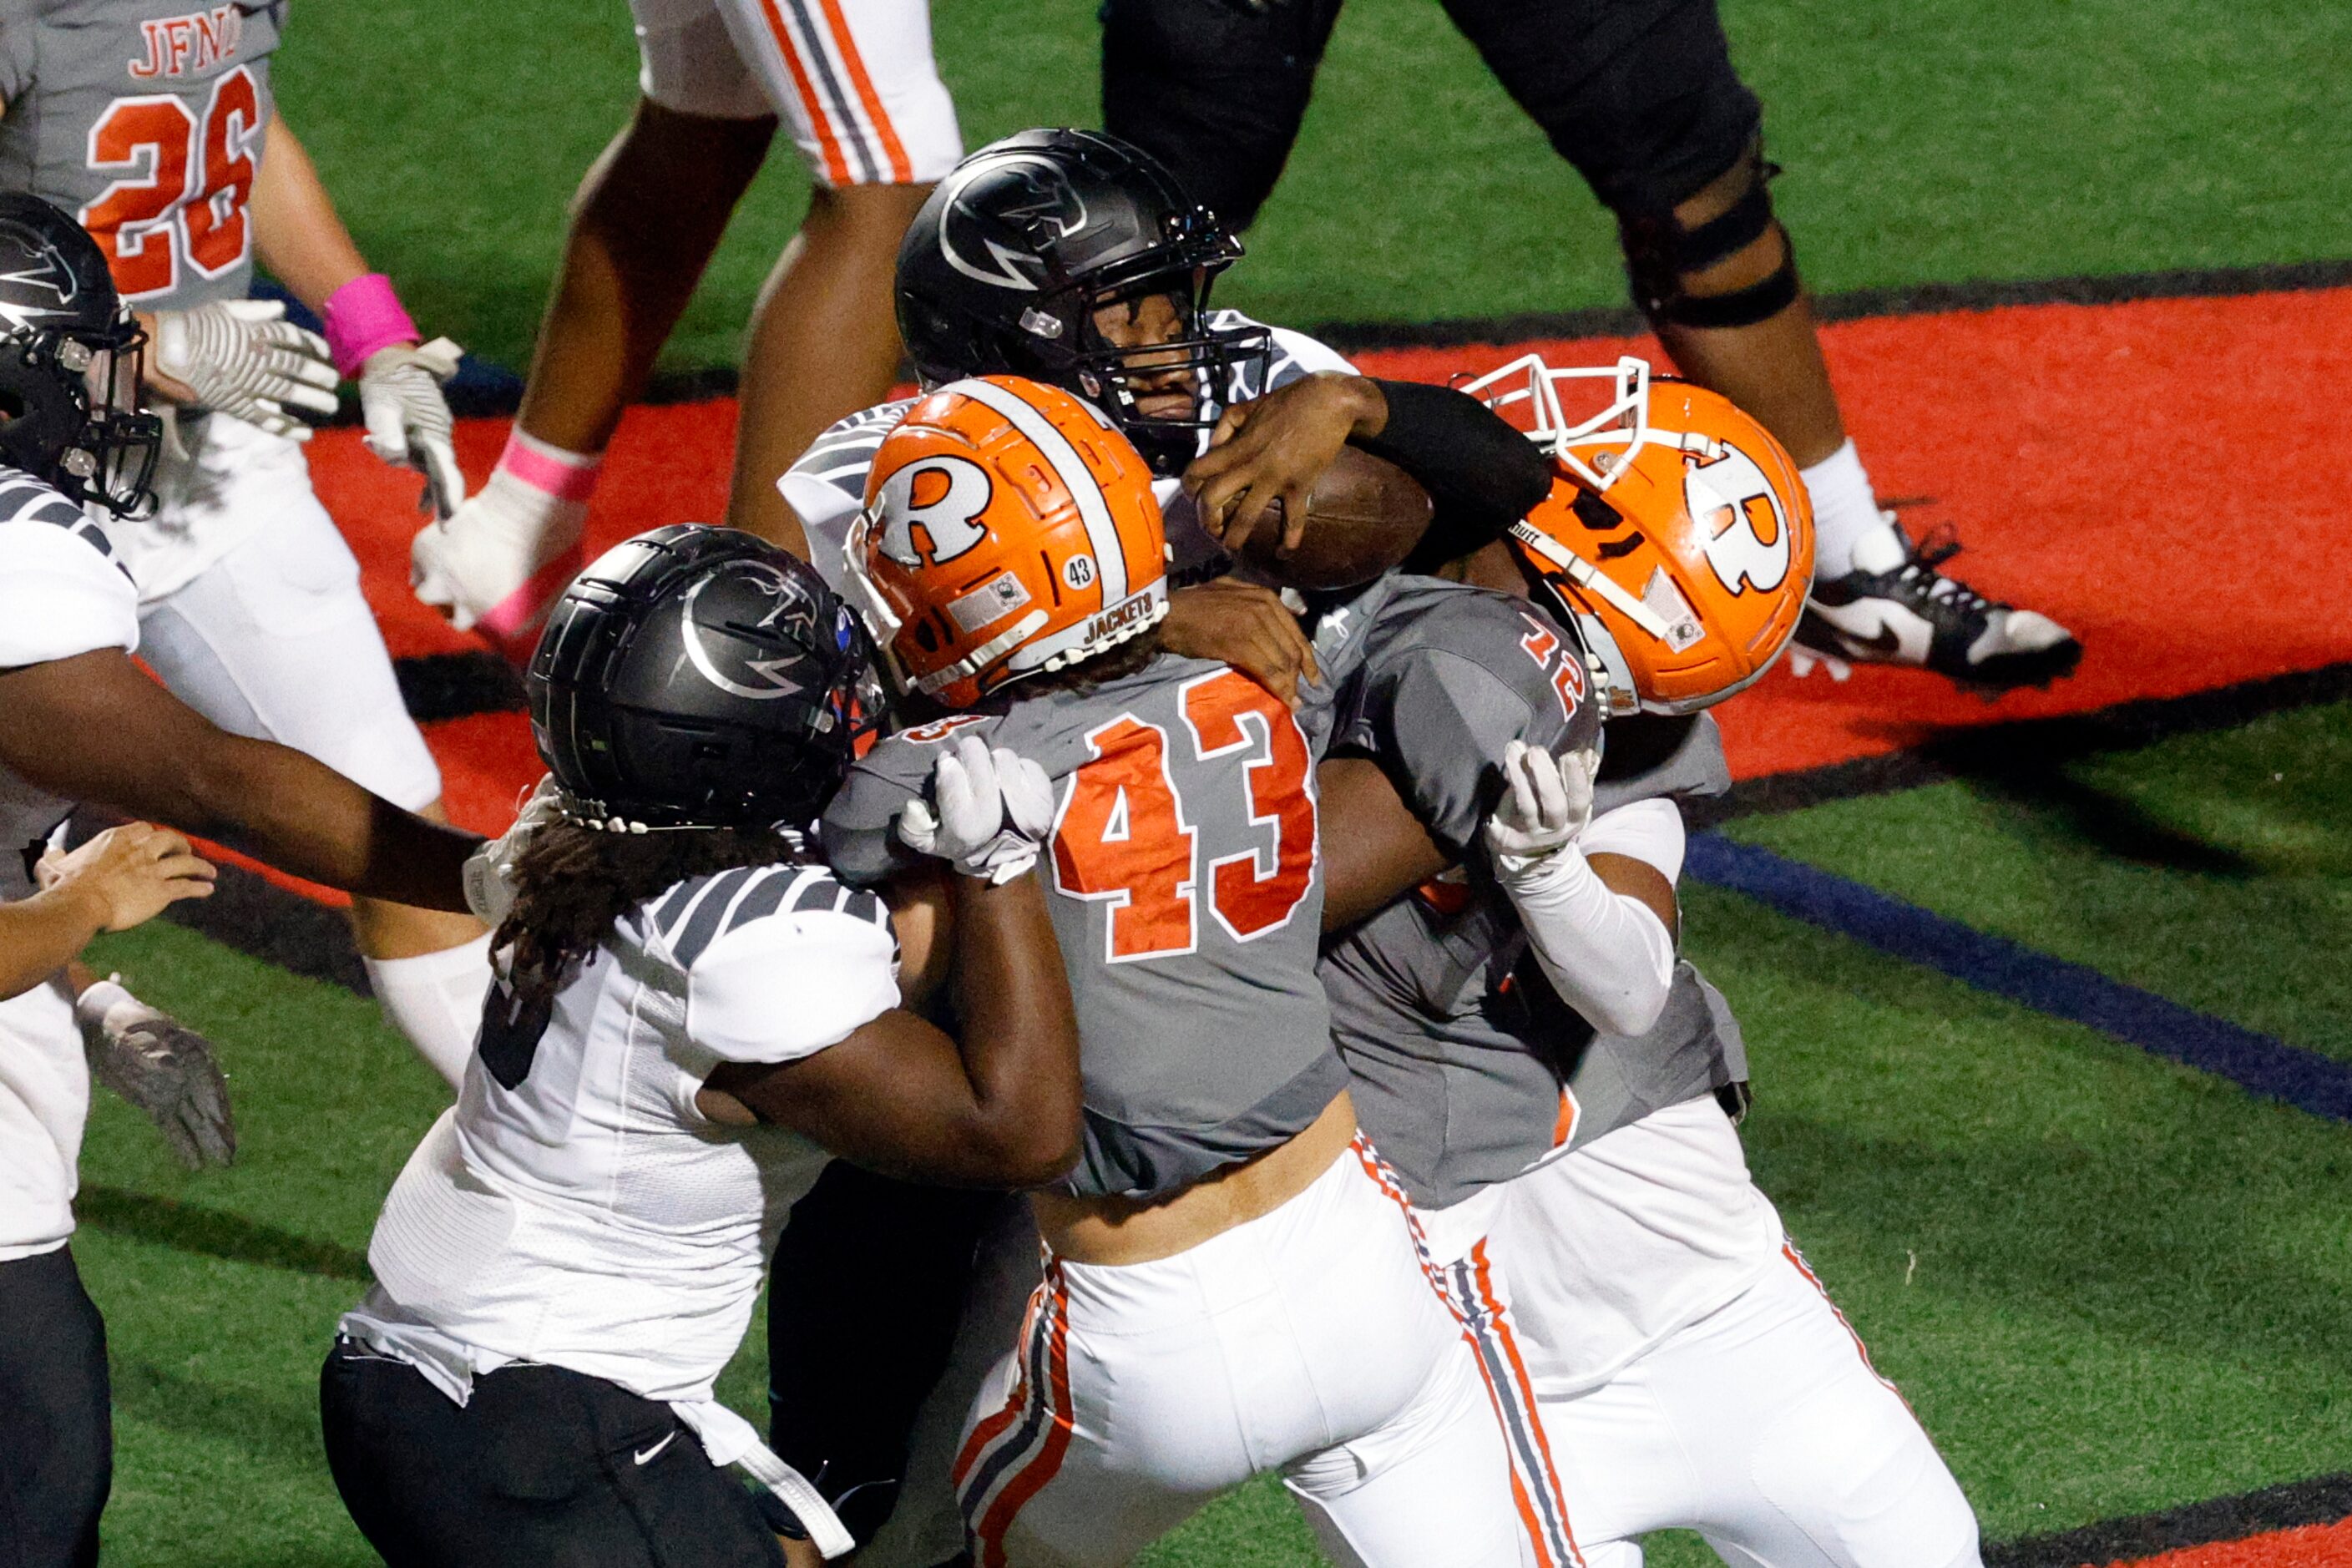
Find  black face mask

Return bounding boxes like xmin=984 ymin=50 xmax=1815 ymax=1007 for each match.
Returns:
xmin=0 ymin=321 xmax=162 ymax=518
xmin=1060 ymin=277 xmax=1269 ymax=476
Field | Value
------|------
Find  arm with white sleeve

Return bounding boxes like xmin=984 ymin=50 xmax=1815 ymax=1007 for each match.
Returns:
xmin=1484 ymin=741 xmax=1682 ymax=1037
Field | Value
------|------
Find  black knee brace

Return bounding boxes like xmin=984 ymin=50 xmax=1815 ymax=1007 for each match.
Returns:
xmin=1620 ymin=149 xmax=1799 ymax=330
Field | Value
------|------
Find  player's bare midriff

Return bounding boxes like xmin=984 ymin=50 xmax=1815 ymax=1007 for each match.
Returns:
xmin=1029 ymin=1088 xmax=1359 ymax=1266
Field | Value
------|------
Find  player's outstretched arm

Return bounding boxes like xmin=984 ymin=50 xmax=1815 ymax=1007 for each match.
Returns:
xmin=1318 ymin=756 xmax=1454 ymax=931
xmin=252 ymin=109 xmax=465 ymax=513
xmin=0 ymin=824 xmax=215 ymax=999
xmin=704 ymin=869 xmax=1082 ymax=1188
xmin=1184 ymin=373 xmax=1552 ymax=564
xmin=0 ymin=650 xmax=478 ymax=913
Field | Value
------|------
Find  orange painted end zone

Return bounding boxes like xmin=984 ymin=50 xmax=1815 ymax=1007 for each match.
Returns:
xmin=307 ymin=287 xmax=2352 ymax=841
xmin=2114 ymin=1517 xmax=2352 ymax=1567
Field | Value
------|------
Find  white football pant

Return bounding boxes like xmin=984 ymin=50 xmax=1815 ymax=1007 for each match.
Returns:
xmin=630 ymin=0 xmax=960 ymax=184
xmin=134 ymin=433 xmax=443 ymax=815
xmin=952 ymin=1138 xmax=1537 ymax=1568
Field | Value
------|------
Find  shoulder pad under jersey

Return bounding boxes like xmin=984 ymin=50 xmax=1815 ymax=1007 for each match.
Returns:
xmin=781 ymin=397 xmax=921 ymax=589
xmin=0 ymin=466 xmax=139 ymax=668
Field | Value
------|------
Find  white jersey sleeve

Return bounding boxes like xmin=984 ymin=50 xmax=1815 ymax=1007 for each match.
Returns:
xmin=1264 ymin=323 xmax=1357 ymax=384
xmin=777 ymin=397 xmax=919 ymax=593
xmin=0 ymin=474 xmax=138 ymax=668
xmin=667 ymin=864 xmax=902 ymax=1064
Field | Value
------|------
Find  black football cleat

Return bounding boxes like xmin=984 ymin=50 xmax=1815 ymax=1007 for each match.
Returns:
xmin=1791 ymin=521 xmax=2082 ymax=692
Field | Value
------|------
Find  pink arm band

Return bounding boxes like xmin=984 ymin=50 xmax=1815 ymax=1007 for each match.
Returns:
xmin=496 ymin=429 xmax=602 ymax=503
xmin=321 ymin=273 xmax=420 ymax=378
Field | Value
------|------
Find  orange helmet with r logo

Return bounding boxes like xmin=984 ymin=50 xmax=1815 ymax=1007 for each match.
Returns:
xmin=847 ymin=375 xmax=1168 ymax=709
xmin=1464 ymin=355 xmax=1813 ymax=715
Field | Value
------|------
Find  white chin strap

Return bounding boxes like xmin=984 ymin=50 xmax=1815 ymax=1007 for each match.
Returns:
xmin=1508 ymin=519 xmax=1674 ymax=641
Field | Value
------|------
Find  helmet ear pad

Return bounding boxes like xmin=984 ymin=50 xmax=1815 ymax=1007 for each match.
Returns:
xmin=529 ymin=526 xmax=887 ymax=829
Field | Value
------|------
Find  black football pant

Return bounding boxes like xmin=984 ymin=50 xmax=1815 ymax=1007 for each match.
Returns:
xmin=1101 ymin=0 xmax=1762 ymax=232
xmin=765 ymin=1161 xmax=1006 ymax=1545
xmin=319 ymin=1340 xmax=785 ymax=1568
xmin=0 ymin=1246 xmax=110 ymax=1568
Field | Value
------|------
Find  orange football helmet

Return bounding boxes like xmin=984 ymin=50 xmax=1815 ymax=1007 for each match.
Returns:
xmin=845 ymin=375 xmax=1168 ymax=709
xmin=1461 ymin=355 xmax=1813 ymax=715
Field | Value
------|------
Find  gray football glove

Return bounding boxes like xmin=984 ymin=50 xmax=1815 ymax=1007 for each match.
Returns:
xmin=359 ymin=336 xmax=467 ymax=519
xmin=150 ymin=300 xmax=341 ymax=441
xmin=76 ymin=977 xmax=235 ymax=1171
xmin=462 ymin=774 xmax=565 ymax=927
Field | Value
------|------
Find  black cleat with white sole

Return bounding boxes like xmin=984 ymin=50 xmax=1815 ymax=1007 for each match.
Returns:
xmin=1793 ymin=523 xmax=2082 ymax=692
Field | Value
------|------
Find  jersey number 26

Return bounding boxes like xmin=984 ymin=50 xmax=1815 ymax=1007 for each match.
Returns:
xmin=1052 ymin=670 xmax=1317 ymax=963
xmin=82 ymin=67 xmax=262 ymax=301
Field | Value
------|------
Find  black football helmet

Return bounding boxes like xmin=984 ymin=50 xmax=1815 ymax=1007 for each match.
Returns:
xmin=0 ymin=194 xmax=160 ymax=517
xmin=895 ymin=128 xmax=1268 ymax=474
xmin=529 ymin=525 xmax=888 ymax=830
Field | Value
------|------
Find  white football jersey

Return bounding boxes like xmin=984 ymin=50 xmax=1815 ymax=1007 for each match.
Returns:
xmin=0 ymin=465 xmax=141 ymax=1261
xmin=777 ymin=311 xmax=1357 ymax=595
xmin=344 ymin=859 xmax=901 ymax=1407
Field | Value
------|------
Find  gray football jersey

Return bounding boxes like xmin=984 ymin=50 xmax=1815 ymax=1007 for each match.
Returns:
xmin=1318 ymin=581 xmax=1747 ymax=1209
xmin=822 ymin=652 xmax=1348 ymax=1201
xmin=0 ymin=0 xmax=279 ymax=311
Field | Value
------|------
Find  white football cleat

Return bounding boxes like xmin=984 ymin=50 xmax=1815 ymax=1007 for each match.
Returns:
xmin=1795 ymin=518 xmax=2081 ymax=692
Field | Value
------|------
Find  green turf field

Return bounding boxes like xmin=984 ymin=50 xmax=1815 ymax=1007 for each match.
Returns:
xmin=63 ymin=0 xmax=2352 ymax=1560
xmin=73 ymin=703 xmax=2352 ymax=1565
xmin=276 ymin=0 xmax=2352 ymax=373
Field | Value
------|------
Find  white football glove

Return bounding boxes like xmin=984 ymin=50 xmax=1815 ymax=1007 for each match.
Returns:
xmin=462 ymin=774 xmax=566 ymax=927
xmin=360 ymin=336 xmax=467 ymax=519
xmin=77 ymin=977 xmax=235 ymax=1171
xmin=896 ymin=736 xmax=1056 ymax=884
xmin=149 ymin=300 xmax=341 ymax=441
xmin=412 ymin=470 xmax=588 ymax=641
xmin=1484 ymin=739 xmax=1599 ymax=870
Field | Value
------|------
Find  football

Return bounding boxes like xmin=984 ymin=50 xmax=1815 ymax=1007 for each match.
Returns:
xmin=1231 ymin=443 xmax=1434 ymax=591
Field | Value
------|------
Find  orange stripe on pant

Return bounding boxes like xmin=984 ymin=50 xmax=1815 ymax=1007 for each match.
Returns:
xmin=810 ymin=0 xmax=913 ymax=182
xmin=1782 ymin=1240 xmax=1904 ymax=1399
xmin=972 ymin=1269 xmax=1075 ymax=1568
xmin=952 ymin=1280 xmax=1050 ymax=1492
xmin=1469 ymin=1240 xmax=1583 ymax=1568
xmin=753 ymin=0 xmax=853 ymax=185
xmin=1350 ymin=1137 xmax=1569 ymax=1568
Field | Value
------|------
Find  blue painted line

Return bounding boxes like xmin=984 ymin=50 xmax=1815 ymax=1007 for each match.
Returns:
xmin=1685 ymin=832 xmax=2352 ymax=1123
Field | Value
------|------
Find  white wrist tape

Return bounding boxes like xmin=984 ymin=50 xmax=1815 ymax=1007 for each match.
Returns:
xmin=1493 ymin=843 xmax=1677 ymax=1037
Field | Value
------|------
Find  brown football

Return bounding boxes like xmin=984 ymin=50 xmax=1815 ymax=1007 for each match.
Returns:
xmin=1231 ymin=444 xmax=1434 ymax=591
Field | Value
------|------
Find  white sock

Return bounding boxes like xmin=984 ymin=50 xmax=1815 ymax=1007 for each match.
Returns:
xmin=364 ymin=933 xmax=495 ymax=1092
xmin=1799 ymin=439 xmax=1905 ymax=577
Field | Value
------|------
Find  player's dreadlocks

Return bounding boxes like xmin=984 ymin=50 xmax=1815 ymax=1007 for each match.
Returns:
xmin=1016 ymin=627 xmax=1166 ymax=698
xmin=493 ymin=822 xmax=808 ymax=1016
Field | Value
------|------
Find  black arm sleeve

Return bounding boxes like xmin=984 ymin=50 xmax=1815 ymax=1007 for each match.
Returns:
xmin=1353 ymin=379 xmax=1554 ymax=572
